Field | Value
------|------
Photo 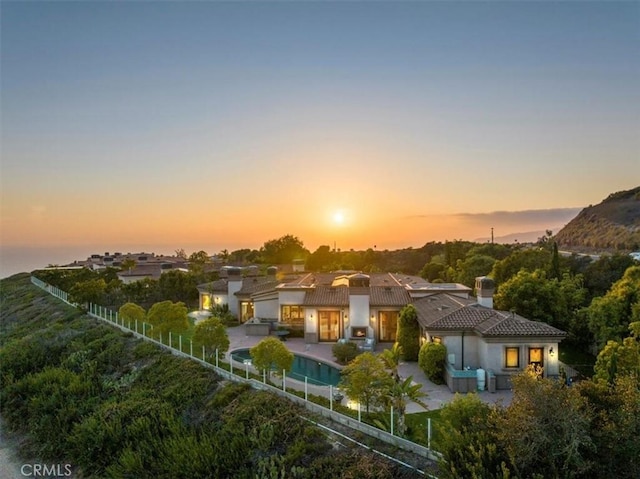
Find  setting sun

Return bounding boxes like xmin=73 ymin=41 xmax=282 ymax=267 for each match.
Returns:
xmin=333 ymin=211 xmax=345 ymax=224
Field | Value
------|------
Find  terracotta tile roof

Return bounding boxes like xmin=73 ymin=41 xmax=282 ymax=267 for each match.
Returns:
xmin=476 ymin=314 xmax=567 ymax=337
xmin=369 ymin=286 xmax=411 ymax=306
xmin=427 ymin=305 xmax=497 ymax=330
xmin=197 ymin=279 xmax=228 ymax=293
xmin=302 ymin=286 xmax=349 ymax=306
xmin=413 ymin=294 xmax=567 ymax=338
xmin=235 ymin=278 xmax=280 ymax=297
xmin=412 ymin=294 xmax=477 ymax=325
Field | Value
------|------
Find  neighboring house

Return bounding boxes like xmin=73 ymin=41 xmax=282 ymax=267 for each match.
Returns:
xmin=197 ymin=266 xmax=280 ymax=321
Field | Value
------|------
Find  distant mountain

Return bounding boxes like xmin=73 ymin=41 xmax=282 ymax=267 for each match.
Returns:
xmin=476 ymin=227 xmax=566 ymax=244
xmin=554 ymin=187 xmax=640 ymax=252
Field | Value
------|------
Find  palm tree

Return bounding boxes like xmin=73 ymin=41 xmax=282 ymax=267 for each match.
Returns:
xmin=391 ymin=376 xmax=428 ymax=437
xmin=380 ymin=342 xmax=403 ymax=383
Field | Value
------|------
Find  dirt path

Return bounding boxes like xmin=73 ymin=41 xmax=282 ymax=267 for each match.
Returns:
xmin=0 ymin=416 xmax=27 ymax=479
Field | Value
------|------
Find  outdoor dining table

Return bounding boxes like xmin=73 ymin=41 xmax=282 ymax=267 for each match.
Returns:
xmin=274 ymin=330 xmax=290 ymax=341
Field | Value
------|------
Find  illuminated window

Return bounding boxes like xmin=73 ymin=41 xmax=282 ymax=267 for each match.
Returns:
xmin=378 ymin=311 xmax=398 ymax=342
xmin=505 ymin=347 xmax=519 ymax=368
xmin=202 ymin=294 xmax=211 ymax=310
xmin=281 ymin=305 xmax=304 ymax=325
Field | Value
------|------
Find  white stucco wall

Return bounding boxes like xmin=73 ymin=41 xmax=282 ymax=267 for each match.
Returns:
xmin=278 ymin=290 xmax=306 ymax=308
xmin=305 ymin=309 xmax=317 ymax=334
xmin=349 ymin=295 xmax=370 ymax=337
xmin=254 ymin=297 xmax=279 ymax=320
xmin=199 ymin=292 xmax=228 ymax=310
xmin=227 ymin=279 xmax=243 ymax=315
xmin=438 ymin=333 xmax=480 ymax=369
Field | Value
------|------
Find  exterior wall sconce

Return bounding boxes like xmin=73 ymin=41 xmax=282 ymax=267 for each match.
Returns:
xmin=549 ymin=347 xmax=555 ymax=357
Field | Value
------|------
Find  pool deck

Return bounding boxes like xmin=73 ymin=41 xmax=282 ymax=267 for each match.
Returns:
xmin=225 ymin=324 xmax=512 ymax=413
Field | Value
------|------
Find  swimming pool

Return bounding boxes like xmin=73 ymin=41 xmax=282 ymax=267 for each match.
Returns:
xmin=230 ymin=348 xmax=342 ymax=386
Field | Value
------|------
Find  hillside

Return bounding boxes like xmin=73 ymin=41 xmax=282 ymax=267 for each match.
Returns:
xmin=0 ymin=274 xmax=426 ymax=478
xmin=554 ymin=186 xmax=640 ymax=252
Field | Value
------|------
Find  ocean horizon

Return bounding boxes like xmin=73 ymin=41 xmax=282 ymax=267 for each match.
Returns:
xmin=0 ymin=244 xmax=186 ymax=279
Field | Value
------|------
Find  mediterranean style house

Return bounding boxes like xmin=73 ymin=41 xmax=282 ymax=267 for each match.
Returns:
xmin=197 ymin=269 xmax=566 ymax=389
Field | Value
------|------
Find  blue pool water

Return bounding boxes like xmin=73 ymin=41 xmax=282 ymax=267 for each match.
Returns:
xmin=230 ymin=349 xmax=342 ymax=386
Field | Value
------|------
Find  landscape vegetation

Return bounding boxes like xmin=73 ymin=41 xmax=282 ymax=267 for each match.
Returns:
xmin=1 ymin=189 xmax=639 ymax=478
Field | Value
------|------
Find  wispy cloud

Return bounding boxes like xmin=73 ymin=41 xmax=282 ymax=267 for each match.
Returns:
xmin=405 ymin=207 xmax=581 ymax=226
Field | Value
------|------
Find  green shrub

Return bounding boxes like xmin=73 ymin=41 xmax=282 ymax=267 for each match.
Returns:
xmin=332 ymin=341 xmax=358 ymax=364
xmin=396 ymin=305 xmax=420 ymax=361
xmin=419 ymin=342 xmax=447 ymax=384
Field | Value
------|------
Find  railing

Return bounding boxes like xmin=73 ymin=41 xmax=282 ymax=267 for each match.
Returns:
xmin=30 ymin=276 xmax=439 ymax=463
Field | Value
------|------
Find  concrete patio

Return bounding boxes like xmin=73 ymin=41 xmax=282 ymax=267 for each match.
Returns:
xmin=224 ymin=324 xmax=513 ymax=413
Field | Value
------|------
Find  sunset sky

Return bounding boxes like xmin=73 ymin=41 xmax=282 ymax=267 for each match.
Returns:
xmin=1 ymin=1 xmax=639 ymax=256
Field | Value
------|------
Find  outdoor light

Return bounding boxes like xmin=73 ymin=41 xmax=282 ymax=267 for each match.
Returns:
xmin=549 ymin=347 xmax=555 ymax=357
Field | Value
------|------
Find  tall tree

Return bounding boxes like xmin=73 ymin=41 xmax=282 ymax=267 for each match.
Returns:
xmin=588 ymin=265 xmax=640 ymax=348
xmin=388 ymin=376 xmax=428 ymax=438
xmin=146 ymin=301 xmax=189 ymax=340
xmin=260 ymin=235 xmax=309 ymax=265
xmin=192 ymin=317 xmax=230 ymax=360
xmin=496 ymin=368 xmax=594 ymax=479
xmin=339 ymin=352 xmax=393 ymax=413
xmin=118 ymin=302 xmax=146 ymax=326
xmin=395 ymin=305 xmax=420 ymax=361
xmin=249 ymin=337 xmax=294 ymax=377
xmin=593 ymin=321 xmax=640 ymax=385
xmin=69 ymin=279 xmax=107 ymax=307
xmin=436 ymin=393 xmax=507 ymax=479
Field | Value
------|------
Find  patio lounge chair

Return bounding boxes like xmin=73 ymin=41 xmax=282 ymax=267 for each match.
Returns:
xmin=359 ymin=337 xmax=375 ymax=352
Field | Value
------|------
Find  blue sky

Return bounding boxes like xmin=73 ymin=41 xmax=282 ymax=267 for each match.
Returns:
xmin=1 ymin=1 xmax=639 ymax=252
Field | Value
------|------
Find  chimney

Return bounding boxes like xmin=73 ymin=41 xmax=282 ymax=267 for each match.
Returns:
xmin=475 ymin=276 xmax=495 ymax=309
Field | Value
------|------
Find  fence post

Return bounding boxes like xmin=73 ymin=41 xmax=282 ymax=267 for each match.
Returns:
xmin=263 ymin=369 xmax=266 ymax=384
xmin=283 ymin=370 xmax=286 ymax=392
xmin=427 ymin=418 xmax=431 ymax=450
xmin=245 ymin=361 xmax=249 ymax=380
xmin=169 ymin=332 xmax=172 ymax=349
xmin=390 ymin=406 xmax=394 ymax=436
xmin=304 ymin=377 xmax=308 ymax=401
xmin=202 ymin=345 xmax=206 ymax=361
xmin=215 ymin=349 xmax=219 ymax=368
xmin=110 ymin=310 xmax=112 ymax=322
xmin=135 ymin=319 xmax=138 ymax=334
xmin=190 ymin=340 xmax=193 ymax=357
xmin=179 ymin=335 xmax=182 ymax=353
xmin=358 ymin=402 xmax=361 ymax=422
xmin=230 ymin=357 xmax=233 ymax=375
xmin=143 ymin=322 xmax=146 ymax=337
xmin=330 ymin=385 xmax=333 ymax=411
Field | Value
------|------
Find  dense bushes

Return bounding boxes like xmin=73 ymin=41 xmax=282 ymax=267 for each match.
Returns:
xmin=332 ymin=340 xmax=358 ymax=364
xmin=1 ymin=275 xmax=420 ymax=478
xmin=419 ymin=342 xmax=447 ymax=384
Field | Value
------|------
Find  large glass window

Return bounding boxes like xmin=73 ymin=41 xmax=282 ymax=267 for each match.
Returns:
xmin=529 ymin=347 xmax=544 ymax=369
xmin=378 ymin=311 xmax=399 ymax=342
xmin=505 ymin=347 xmax=520 ymax=368
xmin=202 ymin=294 xmax=211 ymax=310
xmin=241 ymin=301 xmax=254 ymax=322
xmin=319 ymin=310 xmax=341 ymax=341
xmin=281 ymin=305 xmax=304 ymax=325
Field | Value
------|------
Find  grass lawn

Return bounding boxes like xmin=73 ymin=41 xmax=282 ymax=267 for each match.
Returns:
xmin=405 ymin=409 xmax=443 ymax=447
